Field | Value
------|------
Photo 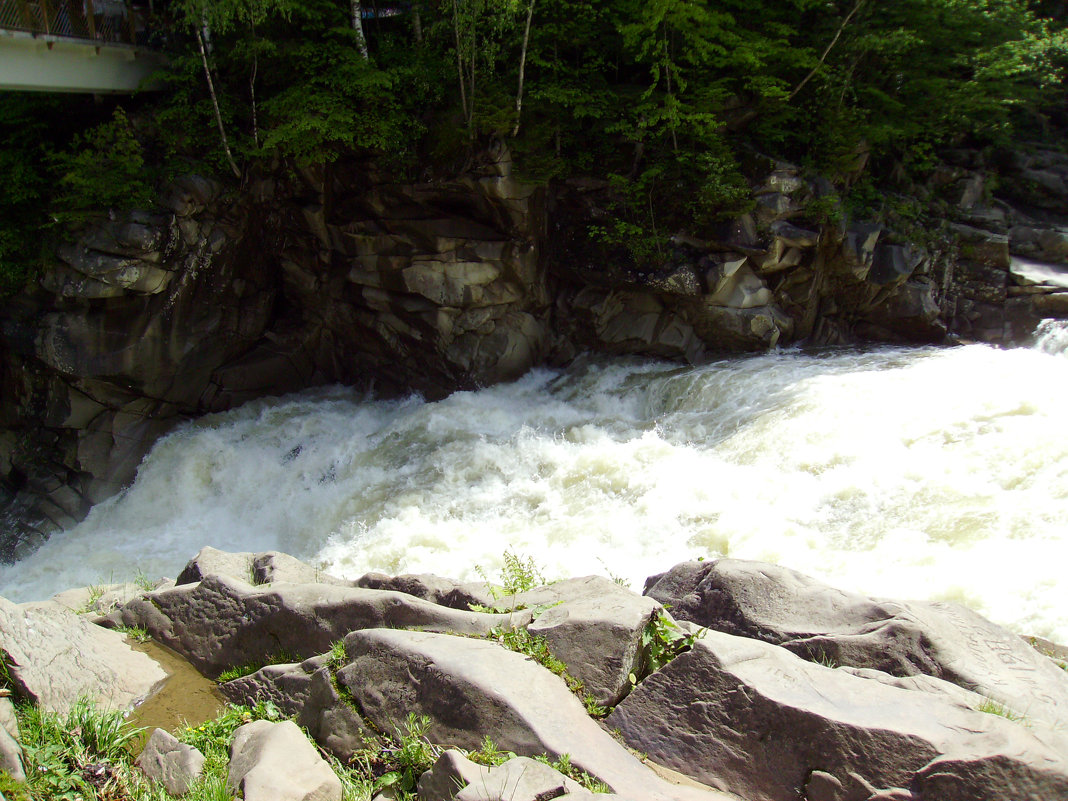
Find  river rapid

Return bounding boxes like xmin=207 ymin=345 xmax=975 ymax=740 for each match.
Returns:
xmin=3 ymin=324 xmax=1067 ymax=642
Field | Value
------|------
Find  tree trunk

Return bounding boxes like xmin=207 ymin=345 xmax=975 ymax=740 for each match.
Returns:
xmin=412 ymin=3 xmax=422 ymax=43
xmin=452 ymin=0 xmax=470 ymax=131
xmin=511 ymin=0 xmax=536 ymax=137
xmin=350 ymin=0 xmax=369 ymax=59
xmin=196 ymin=27 xmax=241 ymax=179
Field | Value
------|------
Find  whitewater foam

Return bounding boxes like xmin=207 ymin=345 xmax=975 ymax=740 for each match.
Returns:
xmin=2 ymin=343 xmax=1066 ymax=641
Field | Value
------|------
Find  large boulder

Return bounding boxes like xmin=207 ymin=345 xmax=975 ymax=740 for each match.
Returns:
xmin=0 ymin=596 xmax=166 ymax=714
xmin=512 ymin=576 xmax=662 ymax=706
xmin=606 ymin=629 xmax=1068 ymax=801
xmin=644 ymin=559 xmax=1068 ymax=730
xmin=339 ymin=628 xmax=734 ymax=801
xmin=221 ymin=654 xmax=368 ymax=760
xmin=228 ymin=719 xmax=342 ymax=801
xmin=106 ymin=573 xmax=526 ymax=677
xmin=220 ymin=657 xmax=324 ymax=719
xmin=135 ymin=728 xmax=205 ymax=796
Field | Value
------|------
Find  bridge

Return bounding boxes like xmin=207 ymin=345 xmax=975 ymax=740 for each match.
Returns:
xmin=0 ymin=0 xmax=166 ymax=93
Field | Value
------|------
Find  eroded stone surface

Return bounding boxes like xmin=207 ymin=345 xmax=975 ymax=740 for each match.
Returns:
xmin=606 ymin=629 xmax=1068 ymax=801
xmin=0 ymin=595 xmax=166 ymax=714
xmin=644 ymin=559 xmax=1068 ymax=730
xmin=341 ymin=628 xmax=733 ymax=801
xmin=107 ymin=573 xmax=525 ymax=677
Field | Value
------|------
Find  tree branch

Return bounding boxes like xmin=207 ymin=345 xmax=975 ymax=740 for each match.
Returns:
xmin=786 ymin=0 xmax=866 ymax=103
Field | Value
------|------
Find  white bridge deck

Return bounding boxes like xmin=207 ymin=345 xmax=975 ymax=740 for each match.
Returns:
xmin=0 ymin=1 xmax=165 ymax=93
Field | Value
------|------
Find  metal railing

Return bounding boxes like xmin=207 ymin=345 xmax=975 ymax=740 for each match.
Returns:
xmin=0 ymin=0 xmax=150 ymax=46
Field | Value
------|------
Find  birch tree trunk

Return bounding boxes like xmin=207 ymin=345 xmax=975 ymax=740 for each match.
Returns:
xmin=511 ymin=0 xmax=535 ymax=137
xmin=195 ymin=26 xmax=241 ymax=178
xmin=350 ymin=0 xmax=369 ymax=59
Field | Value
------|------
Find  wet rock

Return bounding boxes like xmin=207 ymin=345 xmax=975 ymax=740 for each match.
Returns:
xmin=0 ymin=596 xmax=166 ymax=714
xmin=644 ymin=559 xmax=1068 ymax=731
xmin=860 ymin=280 xmax=945 ymax=342
xmin=136 ymin=728 xmax=205 ymax=796
xmin=568 ymin=288 xmax=705 ymax=362
xmin=1008 ymin=256 xmax=1068 ymax=289
xmin=228 ymin=719 xmax=342 ymax=801
xmin=107 ymin=574 xmax=525 ymax=678
xmin=606 ymin=629 xmax=1068 ymax=801
xmin=341 ymin=628 xmax=731 ymax=801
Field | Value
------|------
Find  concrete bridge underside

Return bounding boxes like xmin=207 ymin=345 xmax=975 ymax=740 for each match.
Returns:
xmin=0 ymin=29 xmax=165 ymax=92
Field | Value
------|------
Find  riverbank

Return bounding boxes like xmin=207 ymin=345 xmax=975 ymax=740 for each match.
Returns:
xmin=2 ymin=548 xmax=1067 ymax=800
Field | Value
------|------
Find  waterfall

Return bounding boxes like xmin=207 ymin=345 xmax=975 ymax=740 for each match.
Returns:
xmin=1034 ymin=318 xmax=1068 ymax=355
xmin=2 ymin=339 xmax=1067 ymax=643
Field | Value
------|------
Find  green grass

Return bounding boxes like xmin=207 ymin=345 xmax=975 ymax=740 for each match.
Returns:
xmin=533 ymin=753 xmax=612 ymax=794
xmin=6 ymin=690 xmax=615 ymax=801
xmin=640 ymin=611 xmax=704 ymax=676
xmin=475 ymin=550 xmax=547 ymax=602
xmin=115 ymin=625 xmax=152 ymax=643
xmin=17 ymin=697 xmax=144 ymax=800
xmin=976 ymin=697 xmax=1029 ymax=725
xmin=216 ymin=651 xmax=298 ymax=684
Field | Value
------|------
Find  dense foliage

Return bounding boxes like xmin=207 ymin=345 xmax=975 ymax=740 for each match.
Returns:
xmin=1 ymin=0 xmax=1066 ymax=285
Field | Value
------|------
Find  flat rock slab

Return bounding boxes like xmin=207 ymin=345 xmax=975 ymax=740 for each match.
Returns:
xmin=644 ymin=559 xmax=1068 ymax=730
xmin=606 ymin=630 xmax=1068 ymax=801
xmin=136 ymin=727 xmax=205 ymax=796
xmin=108 ymin=573 xmax=526 ymax=677
xmin=341 ymin=628 xmax=735 ymax=801
xmin=0 ymin=595 xmax=166 ymax=714
xmin=229 ymin=719 xmax=341 ymax=801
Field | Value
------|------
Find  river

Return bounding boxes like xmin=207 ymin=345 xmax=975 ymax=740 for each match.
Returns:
xmin=2 ymin=323 xmax=1067 ymax=642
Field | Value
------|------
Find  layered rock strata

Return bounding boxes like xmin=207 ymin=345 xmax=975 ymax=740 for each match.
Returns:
xmin=3 ymin=147 xmax=1068 ymax=543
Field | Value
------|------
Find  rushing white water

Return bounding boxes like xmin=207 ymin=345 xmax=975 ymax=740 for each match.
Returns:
xmin=2 ymin=330 xmax=1067 ymax=642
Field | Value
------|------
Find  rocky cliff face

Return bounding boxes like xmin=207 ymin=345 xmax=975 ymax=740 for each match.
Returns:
xmin=2 ymin=145 xmax=1067 ymax=552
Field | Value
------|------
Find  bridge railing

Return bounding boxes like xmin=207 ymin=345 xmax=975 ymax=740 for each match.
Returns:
xmin=0 ymin=0 xmax=150 ymax=46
